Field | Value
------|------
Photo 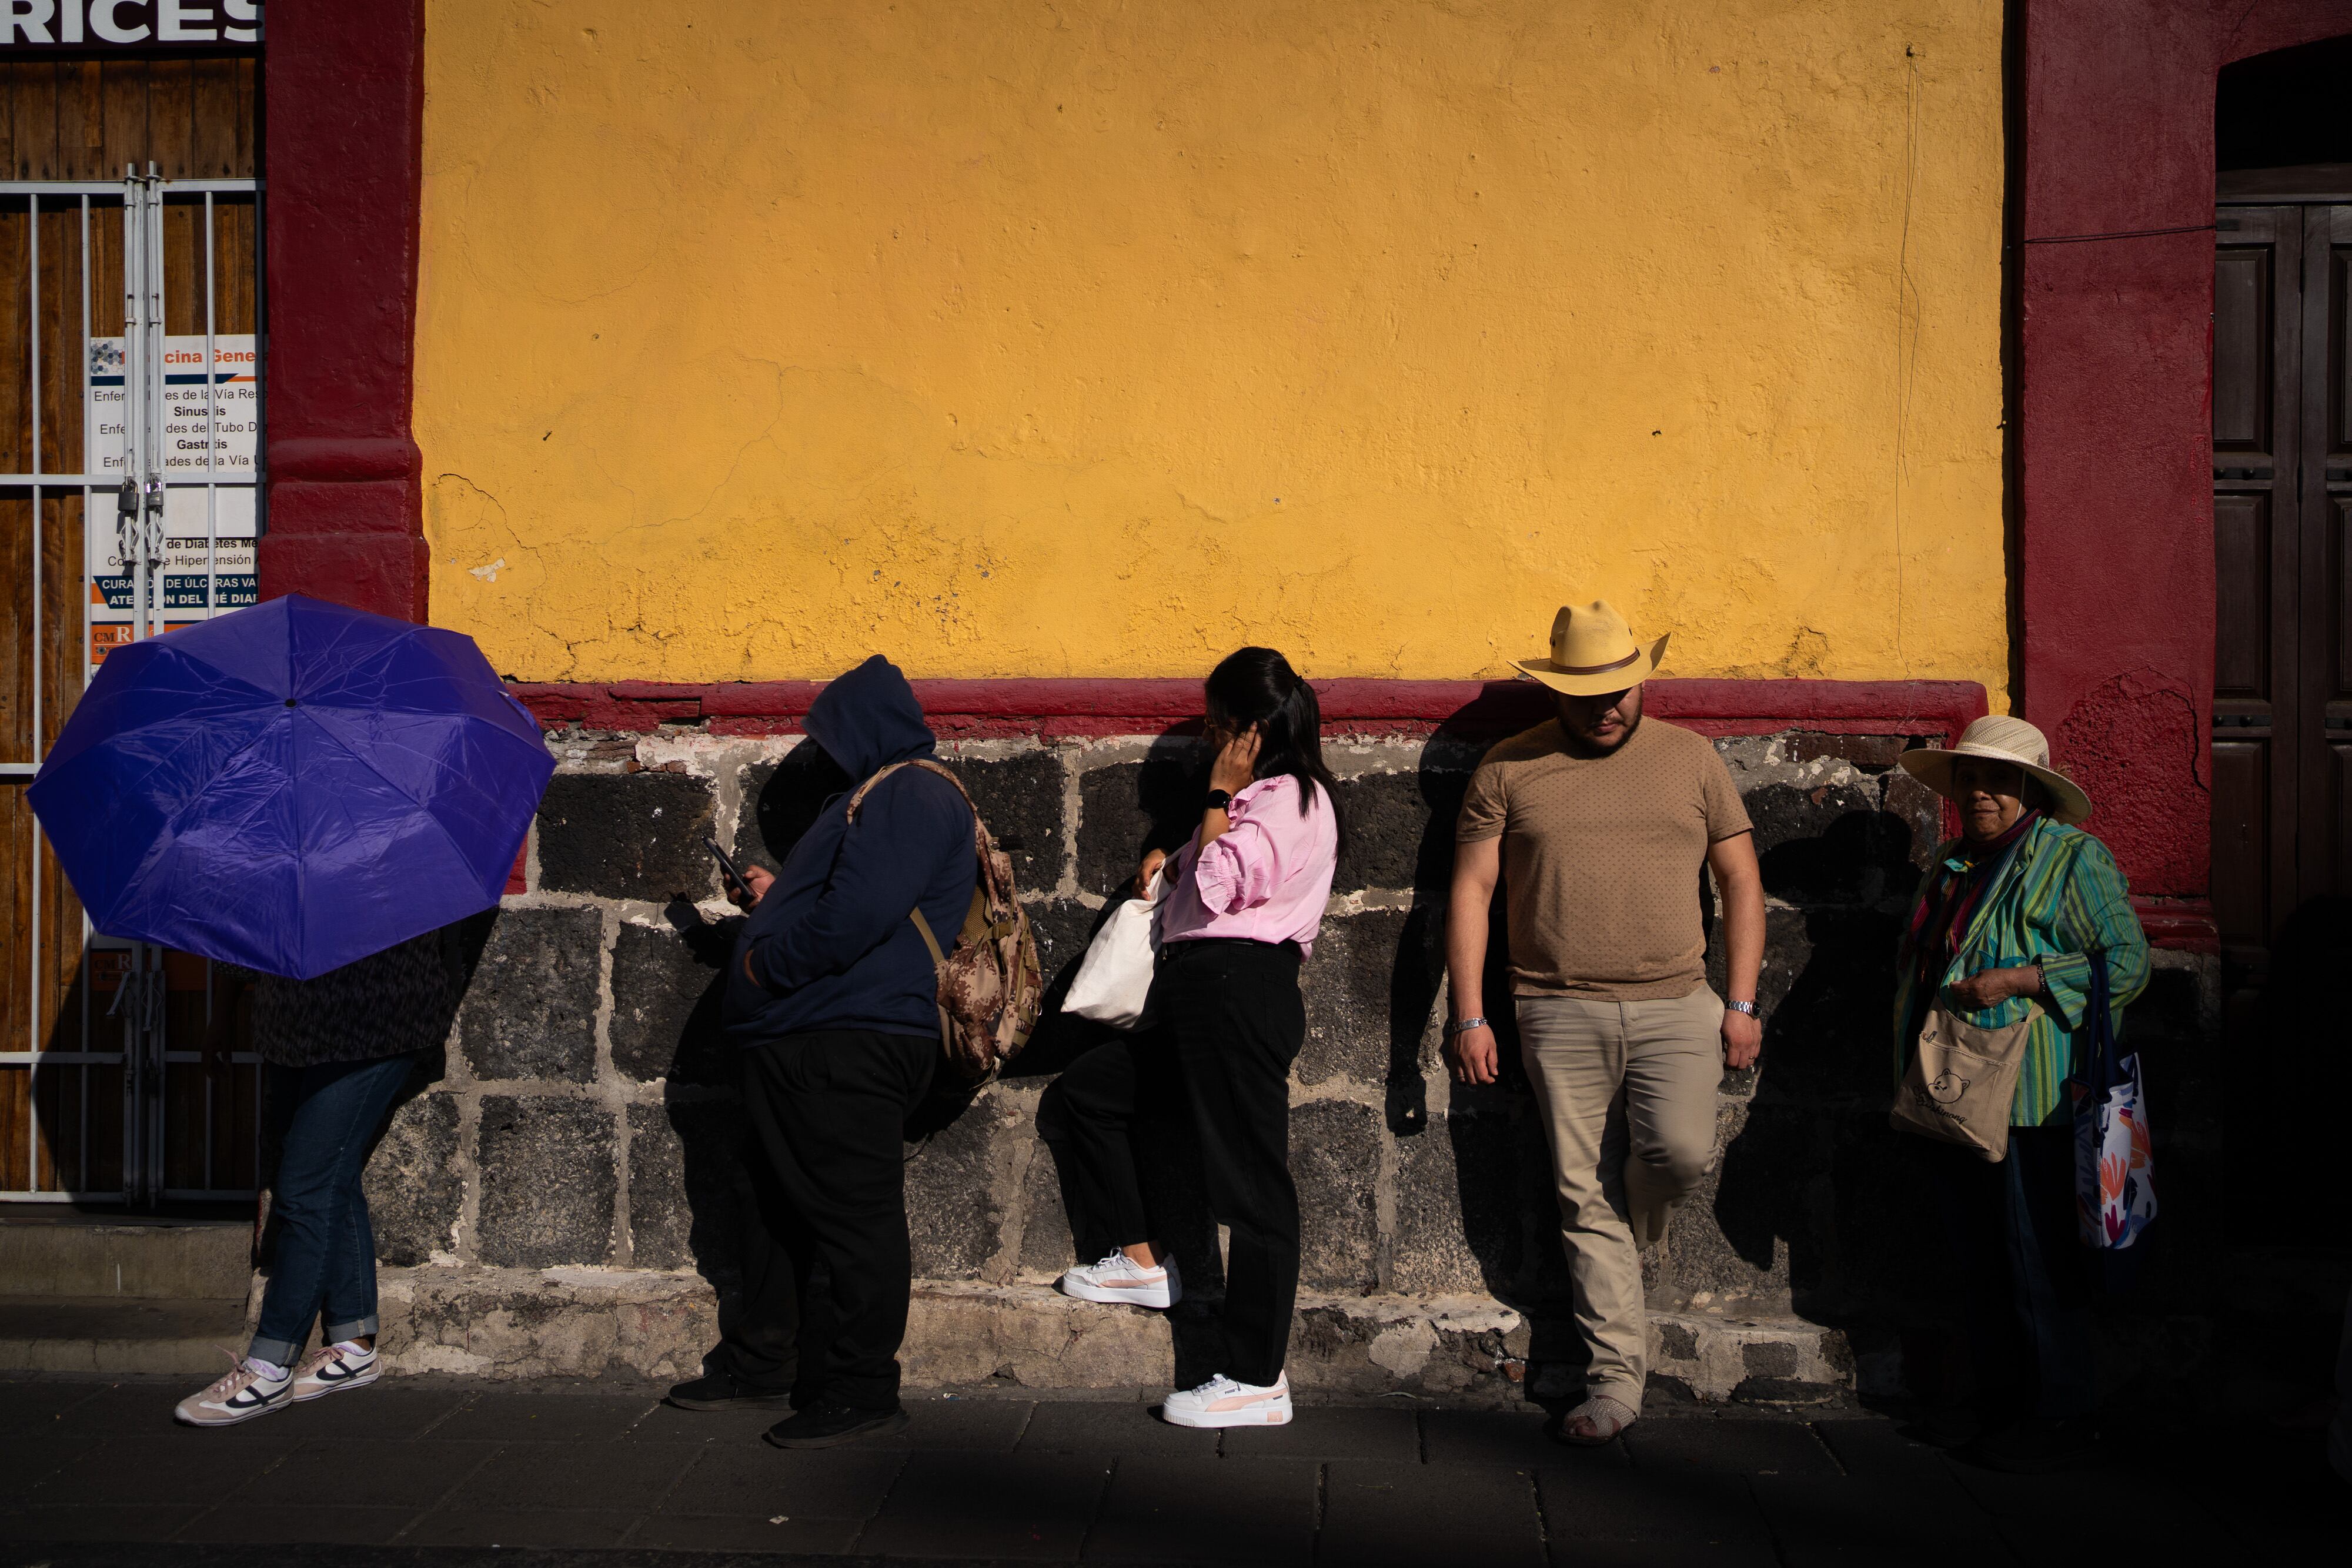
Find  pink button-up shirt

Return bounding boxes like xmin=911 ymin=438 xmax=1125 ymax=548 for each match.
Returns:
xmin=1161 ymin=774 xmax=1338 ymax=957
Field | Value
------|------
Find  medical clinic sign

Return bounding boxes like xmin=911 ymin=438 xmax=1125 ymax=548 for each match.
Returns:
xmin=3 ymin=1 xmax=260 ymax=47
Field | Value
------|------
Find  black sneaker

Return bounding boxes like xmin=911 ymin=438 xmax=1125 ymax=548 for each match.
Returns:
xmin=763 ymin=1400 xmax=911 ymax=1449
xmin=1904 ymin=1403 xmax=1989 ymax=1450
xmin=666 ymin=1366 xmax=798 ymax=1412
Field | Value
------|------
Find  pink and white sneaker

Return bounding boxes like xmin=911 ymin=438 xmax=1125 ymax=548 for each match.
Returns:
xmin=1161 ymin=1372 xmax=1292 ymax=1428
xmin=1058 ymin=1251 xmax=1182 ymax=1310
xmin=173 ymin=1351 xmax=293 ymax=1427
xmin=291 ymin=1340 xmax=380 ymax=1402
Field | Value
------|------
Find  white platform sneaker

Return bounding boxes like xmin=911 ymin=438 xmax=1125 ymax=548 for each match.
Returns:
xmin=1161 ymin=1372 xmax=1293 ymax=1428
xmin=1057 ymin=1250 xmax=1182 ymax=1309
xmin=173 ymin=1352 xmax=294 ymax=1428
xmin=292 ymin=1340 xmax=381 ymax=1401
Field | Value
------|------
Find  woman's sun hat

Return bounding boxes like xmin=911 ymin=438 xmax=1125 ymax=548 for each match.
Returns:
xmin=1897 ymin=715 xmax=2093 ymax=825
xmin=1513 ymin=601 xmax=1671 ymax=696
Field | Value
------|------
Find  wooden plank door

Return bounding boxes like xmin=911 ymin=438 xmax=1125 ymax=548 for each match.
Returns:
xmin=2210 ymin=205 xmax=2304 ymax=979
xmin=2301 ymin=205 xmax=2352 ymax=908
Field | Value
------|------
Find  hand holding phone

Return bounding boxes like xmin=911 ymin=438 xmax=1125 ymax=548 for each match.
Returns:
xmin=706 ymin=837 xmax=761 ymax=908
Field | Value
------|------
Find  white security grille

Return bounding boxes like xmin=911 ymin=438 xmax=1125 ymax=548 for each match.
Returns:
xmin=2 ymin=168 xmax=262 ymax=1203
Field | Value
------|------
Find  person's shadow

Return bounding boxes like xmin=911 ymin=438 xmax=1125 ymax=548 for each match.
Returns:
xmin=637 ymin=743 xmax=861 ymax=1310
xmin=1021 ymin=731 xmax=1241 ymax=1385
xmin=1389 ymin=688 xmax=1597 ymax=1391
xmin=1708 ymin=781 xmax=1927 ymax=1342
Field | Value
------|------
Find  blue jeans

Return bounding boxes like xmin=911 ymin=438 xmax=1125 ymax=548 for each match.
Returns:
xmin=249 ymin=1053 xmax=419 ymax=1367
xmin=1933 ymin=1122 xmax=2098 ymax=1420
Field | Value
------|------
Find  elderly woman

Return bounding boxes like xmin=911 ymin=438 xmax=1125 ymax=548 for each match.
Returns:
xmin=1891 ymin=716 xmax=2149 ymax=1475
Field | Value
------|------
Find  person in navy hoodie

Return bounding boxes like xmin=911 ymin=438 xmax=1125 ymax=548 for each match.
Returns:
xmin=667 ymin=656 xmax=974 ymax=1449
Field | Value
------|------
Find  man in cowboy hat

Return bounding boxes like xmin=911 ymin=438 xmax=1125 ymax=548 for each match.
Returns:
xmin=1446 ymin=601 xmax=1765 ymax=1445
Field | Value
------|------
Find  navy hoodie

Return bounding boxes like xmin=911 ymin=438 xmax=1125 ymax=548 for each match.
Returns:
xmin=721 ymin=657 xmax=975 ymax=1045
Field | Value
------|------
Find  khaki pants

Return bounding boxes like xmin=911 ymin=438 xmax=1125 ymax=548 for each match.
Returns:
xmin=1518 ymin=987 xmax=1725 ymax=1405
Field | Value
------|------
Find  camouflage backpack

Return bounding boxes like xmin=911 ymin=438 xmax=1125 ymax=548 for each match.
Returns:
xmin=845 ymin=759 xmax=1044 ymax=1081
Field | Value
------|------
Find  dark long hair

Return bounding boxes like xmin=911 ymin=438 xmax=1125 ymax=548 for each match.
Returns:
xmin=1203 ymin=647 xmax=1345 ymax=854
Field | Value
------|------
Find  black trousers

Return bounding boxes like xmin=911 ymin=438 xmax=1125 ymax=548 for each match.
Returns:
xmin=1038 ymin=938 xmax=1305 ymax=1387
xmin=1930 ymin=1122 xmax=2097 ymax=1420
xmin=723 ymin=1028 xmax=936 ymax=1413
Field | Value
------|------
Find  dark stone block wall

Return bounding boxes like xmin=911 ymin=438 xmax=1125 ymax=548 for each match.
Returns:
xmin=365 ymin=726 xmax=2216 ymax=1376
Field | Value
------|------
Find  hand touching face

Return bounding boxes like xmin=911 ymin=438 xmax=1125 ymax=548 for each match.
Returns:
xmin=1209 ymin=726 xmax=1261 ymax=797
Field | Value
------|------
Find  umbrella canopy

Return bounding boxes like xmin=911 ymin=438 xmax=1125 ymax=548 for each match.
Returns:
xmin=28 ymin=594 xmax=554 ymax=979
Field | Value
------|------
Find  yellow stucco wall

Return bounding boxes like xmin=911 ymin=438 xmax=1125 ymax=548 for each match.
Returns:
xmin=417 ymin=0 xmax=2006 ymax=694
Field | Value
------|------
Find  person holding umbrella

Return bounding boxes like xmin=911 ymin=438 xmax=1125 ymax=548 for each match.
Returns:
xmin=175 ymin=932 xmax=462 ymax=1424
xmin=26 ymin=594 xmax=553 ymax=1427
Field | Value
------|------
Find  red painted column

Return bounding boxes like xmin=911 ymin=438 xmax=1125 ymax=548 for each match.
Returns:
xmin=256 ymin=0 xmax=430 ymax=623
xmin=2017 ymin=0 xmax=2352 ymax=899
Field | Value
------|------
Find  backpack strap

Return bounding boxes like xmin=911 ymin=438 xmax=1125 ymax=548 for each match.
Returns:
xmin=908 ymin=904 xmax=953 ymax=1054
xmin=846 ymin=758 xmax=976 ymax=833
xmin=846 ymin=759 xmax=985 ymax=1054
xmin=846 ymin=758 xmax=1003 ymax=911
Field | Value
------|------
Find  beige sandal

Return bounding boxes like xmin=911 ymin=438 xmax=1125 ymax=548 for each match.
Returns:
xmin=1558 ymin=1392 xmax=1638 ymax=1445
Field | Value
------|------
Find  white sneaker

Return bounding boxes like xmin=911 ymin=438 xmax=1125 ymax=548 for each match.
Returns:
xmin=173 ymin=1352 xmax=294 ymax=1427
xmin=1058 ymin=1250 xmax=1182 ymax=1309
xmin=1161 ymin=1372 xmax=1292 ymax=1428
xmin=292 ymin=1340 xmax=380 ymax=1402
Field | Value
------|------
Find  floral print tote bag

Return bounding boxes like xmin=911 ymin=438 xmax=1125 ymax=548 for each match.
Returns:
xmin=2069 ymin=954 xmax=2157 ymax=1249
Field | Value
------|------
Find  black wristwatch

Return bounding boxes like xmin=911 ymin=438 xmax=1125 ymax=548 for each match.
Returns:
xmin=1204 ymin=789 xmax=1233 ymax=813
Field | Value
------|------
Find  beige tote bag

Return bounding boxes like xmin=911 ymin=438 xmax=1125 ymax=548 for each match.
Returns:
xmin=1890 ymin=1002 xmax=2040 ymax=1162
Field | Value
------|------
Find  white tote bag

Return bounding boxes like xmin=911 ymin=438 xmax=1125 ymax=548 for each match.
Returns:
xmin=1060 ymin=877 xmax=1164 ymax=1029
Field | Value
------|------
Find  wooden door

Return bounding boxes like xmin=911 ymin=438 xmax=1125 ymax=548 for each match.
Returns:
xmin=2 ymin=56 xmax=258 ymax=1202
xmin=2210 ymin=205 xmax=2304 ymax=978
xmin=2298 ymin=205 xmax=2352 ymax=909
xmin=2214 ymin=197 xmax=2352 ymax=1240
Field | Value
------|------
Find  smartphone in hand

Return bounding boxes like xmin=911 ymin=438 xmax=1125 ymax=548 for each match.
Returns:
xmin=706 ymin=836 xmax=751 ymax=903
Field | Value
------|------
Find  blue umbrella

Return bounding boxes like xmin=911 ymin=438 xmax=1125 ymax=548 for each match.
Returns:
xmin=28 ymin=594 xmax=554 ymax=979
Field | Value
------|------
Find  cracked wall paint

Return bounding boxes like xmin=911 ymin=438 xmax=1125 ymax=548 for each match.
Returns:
xmin=416 ymin=0 xmax=2006 ymax=692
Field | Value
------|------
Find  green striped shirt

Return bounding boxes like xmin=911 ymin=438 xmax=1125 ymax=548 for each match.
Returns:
xmin=1890 ymin=817 xmax=2151 ymax=1127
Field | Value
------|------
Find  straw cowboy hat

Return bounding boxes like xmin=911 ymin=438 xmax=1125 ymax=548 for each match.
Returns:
xmin=1897 ymin=715 xmax=2093 ymax=826
xmin=1513 ymin=601 xmax=1671 ymax=697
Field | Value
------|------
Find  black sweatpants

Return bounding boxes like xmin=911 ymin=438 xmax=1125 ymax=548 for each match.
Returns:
xmin=723 ymin=1028 xmax=936 ymax=1413
xmin=1040 ymin=938 xmax=1305 ymax=1387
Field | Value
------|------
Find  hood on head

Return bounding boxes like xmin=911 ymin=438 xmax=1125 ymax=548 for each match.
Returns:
xmin=803 ymin=655 xmax=936 ymax=780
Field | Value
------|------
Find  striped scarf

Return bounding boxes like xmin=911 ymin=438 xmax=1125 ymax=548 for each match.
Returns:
xmin=1905 ymin=809 xmax=2041 ymax=1035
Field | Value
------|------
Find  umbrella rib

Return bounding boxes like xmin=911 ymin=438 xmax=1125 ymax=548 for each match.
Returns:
xmin=299 ymin=706 xmax=549 ymax=813
xmin=53 ymin=674 xmax=282 ymax=803
xmin=295 ymin=710 xmax=498 ymax=883
xmin=106 ymin=736 xmax=300 ymax=948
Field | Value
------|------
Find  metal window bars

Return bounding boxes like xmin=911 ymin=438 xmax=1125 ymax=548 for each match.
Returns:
xmin=3 ymin=168 xmax=263 ymax=1203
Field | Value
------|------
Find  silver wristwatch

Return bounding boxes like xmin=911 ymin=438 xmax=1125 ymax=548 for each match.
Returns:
xmin=1725 ymin=999 xmax=1759 ymax=1018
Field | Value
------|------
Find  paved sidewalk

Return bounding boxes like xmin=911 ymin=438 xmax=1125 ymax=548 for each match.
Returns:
xmin=0 ymin=1376 xmax=2341 ymax=1566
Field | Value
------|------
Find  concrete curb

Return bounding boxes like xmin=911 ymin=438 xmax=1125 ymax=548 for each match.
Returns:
xmin=359 ymin=1265 xmax=1852 ymax=1406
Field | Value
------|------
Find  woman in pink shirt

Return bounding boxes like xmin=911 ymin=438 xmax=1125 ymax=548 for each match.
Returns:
xmin=1037 ymin=647 xmax=1341 ymax=1429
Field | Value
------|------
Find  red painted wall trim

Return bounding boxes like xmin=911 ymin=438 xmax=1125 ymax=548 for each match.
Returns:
xmin=255 ymin=0 xmax=430 ymax=622
xmin=2133 ymin=898 xmax=2220 ymax=953
xmin=511 ymin=675 xmax=1989 ymax=744
xmin=2017 ymin=1 xmax=2352 ymax=900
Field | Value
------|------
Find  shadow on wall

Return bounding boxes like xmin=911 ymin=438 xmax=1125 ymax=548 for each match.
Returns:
xmin=1706 ymin=750 xmax=1932 ymax=1329
xmin=627 ymin=744 xmax=853 ymax=1293
xmin=597 ymin=704 xmax=2070 ymax=1359
xmin=1021 ymin=733 xmax=1230 ymax=1307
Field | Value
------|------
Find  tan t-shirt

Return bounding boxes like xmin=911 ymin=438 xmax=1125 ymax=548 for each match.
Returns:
xmin=1456 ymin=718 xmax=1752 ymax=999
